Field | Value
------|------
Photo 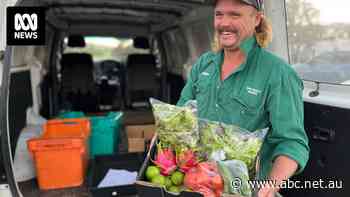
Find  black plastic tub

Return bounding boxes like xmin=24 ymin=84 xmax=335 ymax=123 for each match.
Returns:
xmin=88 ymin=153 xmax=145 ymax=197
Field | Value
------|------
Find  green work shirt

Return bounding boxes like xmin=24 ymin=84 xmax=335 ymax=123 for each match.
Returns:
xmin=177 ymin=36 xmax=309 ymax=180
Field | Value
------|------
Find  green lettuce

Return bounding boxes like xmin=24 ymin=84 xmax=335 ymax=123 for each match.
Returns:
xmin=199 ymin=119 xmax=267 ymax=175
xmin=150 ymin=99 xmax=199 ymax=150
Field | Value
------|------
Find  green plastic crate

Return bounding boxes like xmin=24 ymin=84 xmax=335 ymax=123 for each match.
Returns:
xmin=57 ymin=111 xmax=123 ymax=158
xmin=89 ymin=112 xmax=123 ymax=158
xmin=57 ymin=111 xmax=85 ymax=119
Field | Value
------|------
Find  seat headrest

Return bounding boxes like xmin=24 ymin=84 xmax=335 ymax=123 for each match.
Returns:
xmin=133 ymin=37 xmax=150 ymax=49
xmin=61 ymin=53 xmax=93 ymax=67
xmin=127 ymin=54 xmax=156 ymax=66
xmin=67 ymin=35 xmax=86 ymax=47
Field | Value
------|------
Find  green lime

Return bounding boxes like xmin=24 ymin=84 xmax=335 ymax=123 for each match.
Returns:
xmin=145 ymin=166 xmax=160 ymax=181
xmin=151 ymin=174 xmax=166 ymax=186
xmin=164 ymin=177 xmax=173 ymax=188
xmin=170 ymin=171 xmax=184 ymax=186
xmin=168 ymin=185 xmax=181 ymax=193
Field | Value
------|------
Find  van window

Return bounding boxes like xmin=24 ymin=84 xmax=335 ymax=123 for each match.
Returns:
xmin=188 ymin=22 xmax=212 ymax=60
xmin=162 ymin=29 xmax=189 ymax=75
xmin=286 ymin=0 xmax=350 ymax=84
xmin=63 ymin=37 xmax=149 ymax=62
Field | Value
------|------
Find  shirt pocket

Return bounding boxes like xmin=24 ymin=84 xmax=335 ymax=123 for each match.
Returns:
xmin=232 ymin=95 xmax=259 ymax=116
xmin=225 ymin=94 xmax=263 ymax=130
xmin=193 ymin=75 xmax=211 ymax=112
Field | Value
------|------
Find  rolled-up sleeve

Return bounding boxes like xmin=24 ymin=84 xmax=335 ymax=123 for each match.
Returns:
xmin=266 ymin=65 xmax=310 ymax=174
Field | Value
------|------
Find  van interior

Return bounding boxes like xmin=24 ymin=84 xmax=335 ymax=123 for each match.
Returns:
xmin=1 ymin=0 xmax=350 ymax=197
xmin=3 ymin=1 xmax=215 ymax=196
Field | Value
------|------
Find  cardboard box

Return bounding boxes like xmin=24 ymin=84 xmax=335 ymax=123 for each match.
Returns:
xmin=128 ymin=138 xmax=145 ymax=153
xmin=126 ymin=125 xmax=155 ymax=153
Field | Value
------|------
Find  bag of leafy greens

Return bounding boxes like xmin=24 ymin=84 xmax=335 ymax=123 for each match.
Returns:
xmin=199 ymin=119 xmax=267 ymax=176
xmin=150 ymin=98 xmax=199 ymax=151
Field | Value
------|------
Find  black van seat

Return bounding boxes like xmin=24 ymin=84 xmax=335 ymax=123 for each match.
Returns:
xmin=125 ymin=54 xmax=158 ymax=108
xmin=60 ymin=53 xmax=98 ymax=111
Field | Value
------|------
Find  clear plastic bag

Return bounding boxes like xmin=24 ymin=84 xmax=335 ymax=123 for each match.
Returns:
xmin=217 ymin=160 xmax=252 ymax=196
xmin=199 ymin=119 xmax=267 ymax=174
xmin=150 ymin=98 xmax=199 ymax=150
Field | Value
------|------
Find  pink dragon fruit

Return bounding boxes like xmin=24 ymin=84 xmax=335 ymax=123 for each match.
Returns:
xmin=152 ymin=144 xmax=177 ymax=176
xmin=176 ymin=149 xmax=199 ymax=173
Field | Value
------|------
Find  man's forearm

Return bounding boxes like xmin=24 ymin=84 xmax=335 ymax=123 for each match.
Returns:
xmin=269 ymin=155 xmax=298 ymax=190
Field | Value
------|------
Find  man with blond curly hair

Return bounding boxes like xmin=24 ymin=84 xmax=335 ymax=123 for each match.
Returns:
xmin=177 ymin=0 xmax=309 ymax=196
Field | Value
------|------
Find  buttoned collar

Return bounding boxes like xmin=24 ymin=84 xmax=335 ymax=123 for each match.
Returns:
xmin=208 ymin=36 xmax=258 ymax=74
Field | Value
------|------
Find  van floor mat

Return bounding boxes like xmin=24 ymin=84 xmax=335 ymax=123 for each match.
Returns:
xmin=18 ymin=178 xmax=138 ymax=196
xmin=18 ymin=178 xmax=89 ymax=197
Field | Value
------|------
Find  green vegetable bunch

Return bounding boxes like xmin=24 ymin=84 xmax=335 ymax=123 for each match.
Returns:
xmin=199 ymin=120 xmax=266 ymax=175
xmin=150 ymin=99 xmax=199 ymax=151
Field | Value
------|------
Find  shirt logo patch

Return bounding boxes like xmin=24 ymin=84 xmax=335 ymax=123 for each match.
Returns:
xmin=201 ymin=72 xmax=210 ymax=76
xmin=246 ymin=86 xmax=262 ymax=96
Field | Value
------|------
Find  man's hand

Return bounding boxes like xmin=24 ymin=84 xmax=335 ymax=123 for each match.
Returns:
xmin=257 ymin=185 xmax=278 ymax=197
xmin=257 ymin=155 xmax=298 ymax=197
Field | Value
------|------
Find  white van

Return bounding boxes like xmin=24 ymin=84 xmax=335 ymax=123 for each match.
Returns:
xmin=1 ymin=0 xmax=350 ymax=197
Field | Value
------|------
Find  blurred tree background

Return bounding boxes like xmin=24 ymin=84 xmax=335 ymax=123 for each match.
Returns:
xmin=286 ymin=0 xmax=350 ymax=64
xmin=286 ymin=0 xmax=320 ymax=63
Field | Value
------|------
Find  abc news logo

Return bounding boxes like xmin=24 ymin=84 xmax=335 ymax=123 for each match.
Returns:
xmin=7 ymin=7 xmax=45 ymax=45
xmin=14 ymin=13 xmax=38 ymax=39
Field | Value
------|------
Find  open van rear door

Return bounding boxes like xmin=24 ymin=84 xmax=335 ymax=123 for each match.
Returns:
xmin=0 ymin=47 xmax=14 ymax=197
xmin=280 ymin=0 xmax=350 ymax=195
xmin=1 ymin=2 xmax=18 ymax=196
xmin=0 ymin=47 xmax=15 ymax=197
xmin=280 ymin=83 xmax=350 ymax=197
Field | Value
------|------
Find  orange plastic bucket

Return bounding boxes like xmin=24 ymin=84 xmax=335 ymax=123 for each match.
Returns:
xmin=28 ymin=138 xmax=88 ymax=190
xmin=42 ymin=118 xmax=90 ymax=139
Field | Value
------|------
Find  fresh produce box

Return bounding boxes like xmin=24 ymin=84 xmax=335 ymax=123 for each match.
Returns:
xmin=136 ymin=136 xmax=204 ymax=197
xmin=136 ymin=136 xmax=244 ymax=197
xmin=135 ymin=99 xmax=267 ymax=197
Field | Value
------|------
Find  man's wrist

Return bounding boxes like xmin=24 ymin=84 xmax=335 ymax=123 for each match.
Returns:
xmin=267 ymin=155 xmax=299 ymax=191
